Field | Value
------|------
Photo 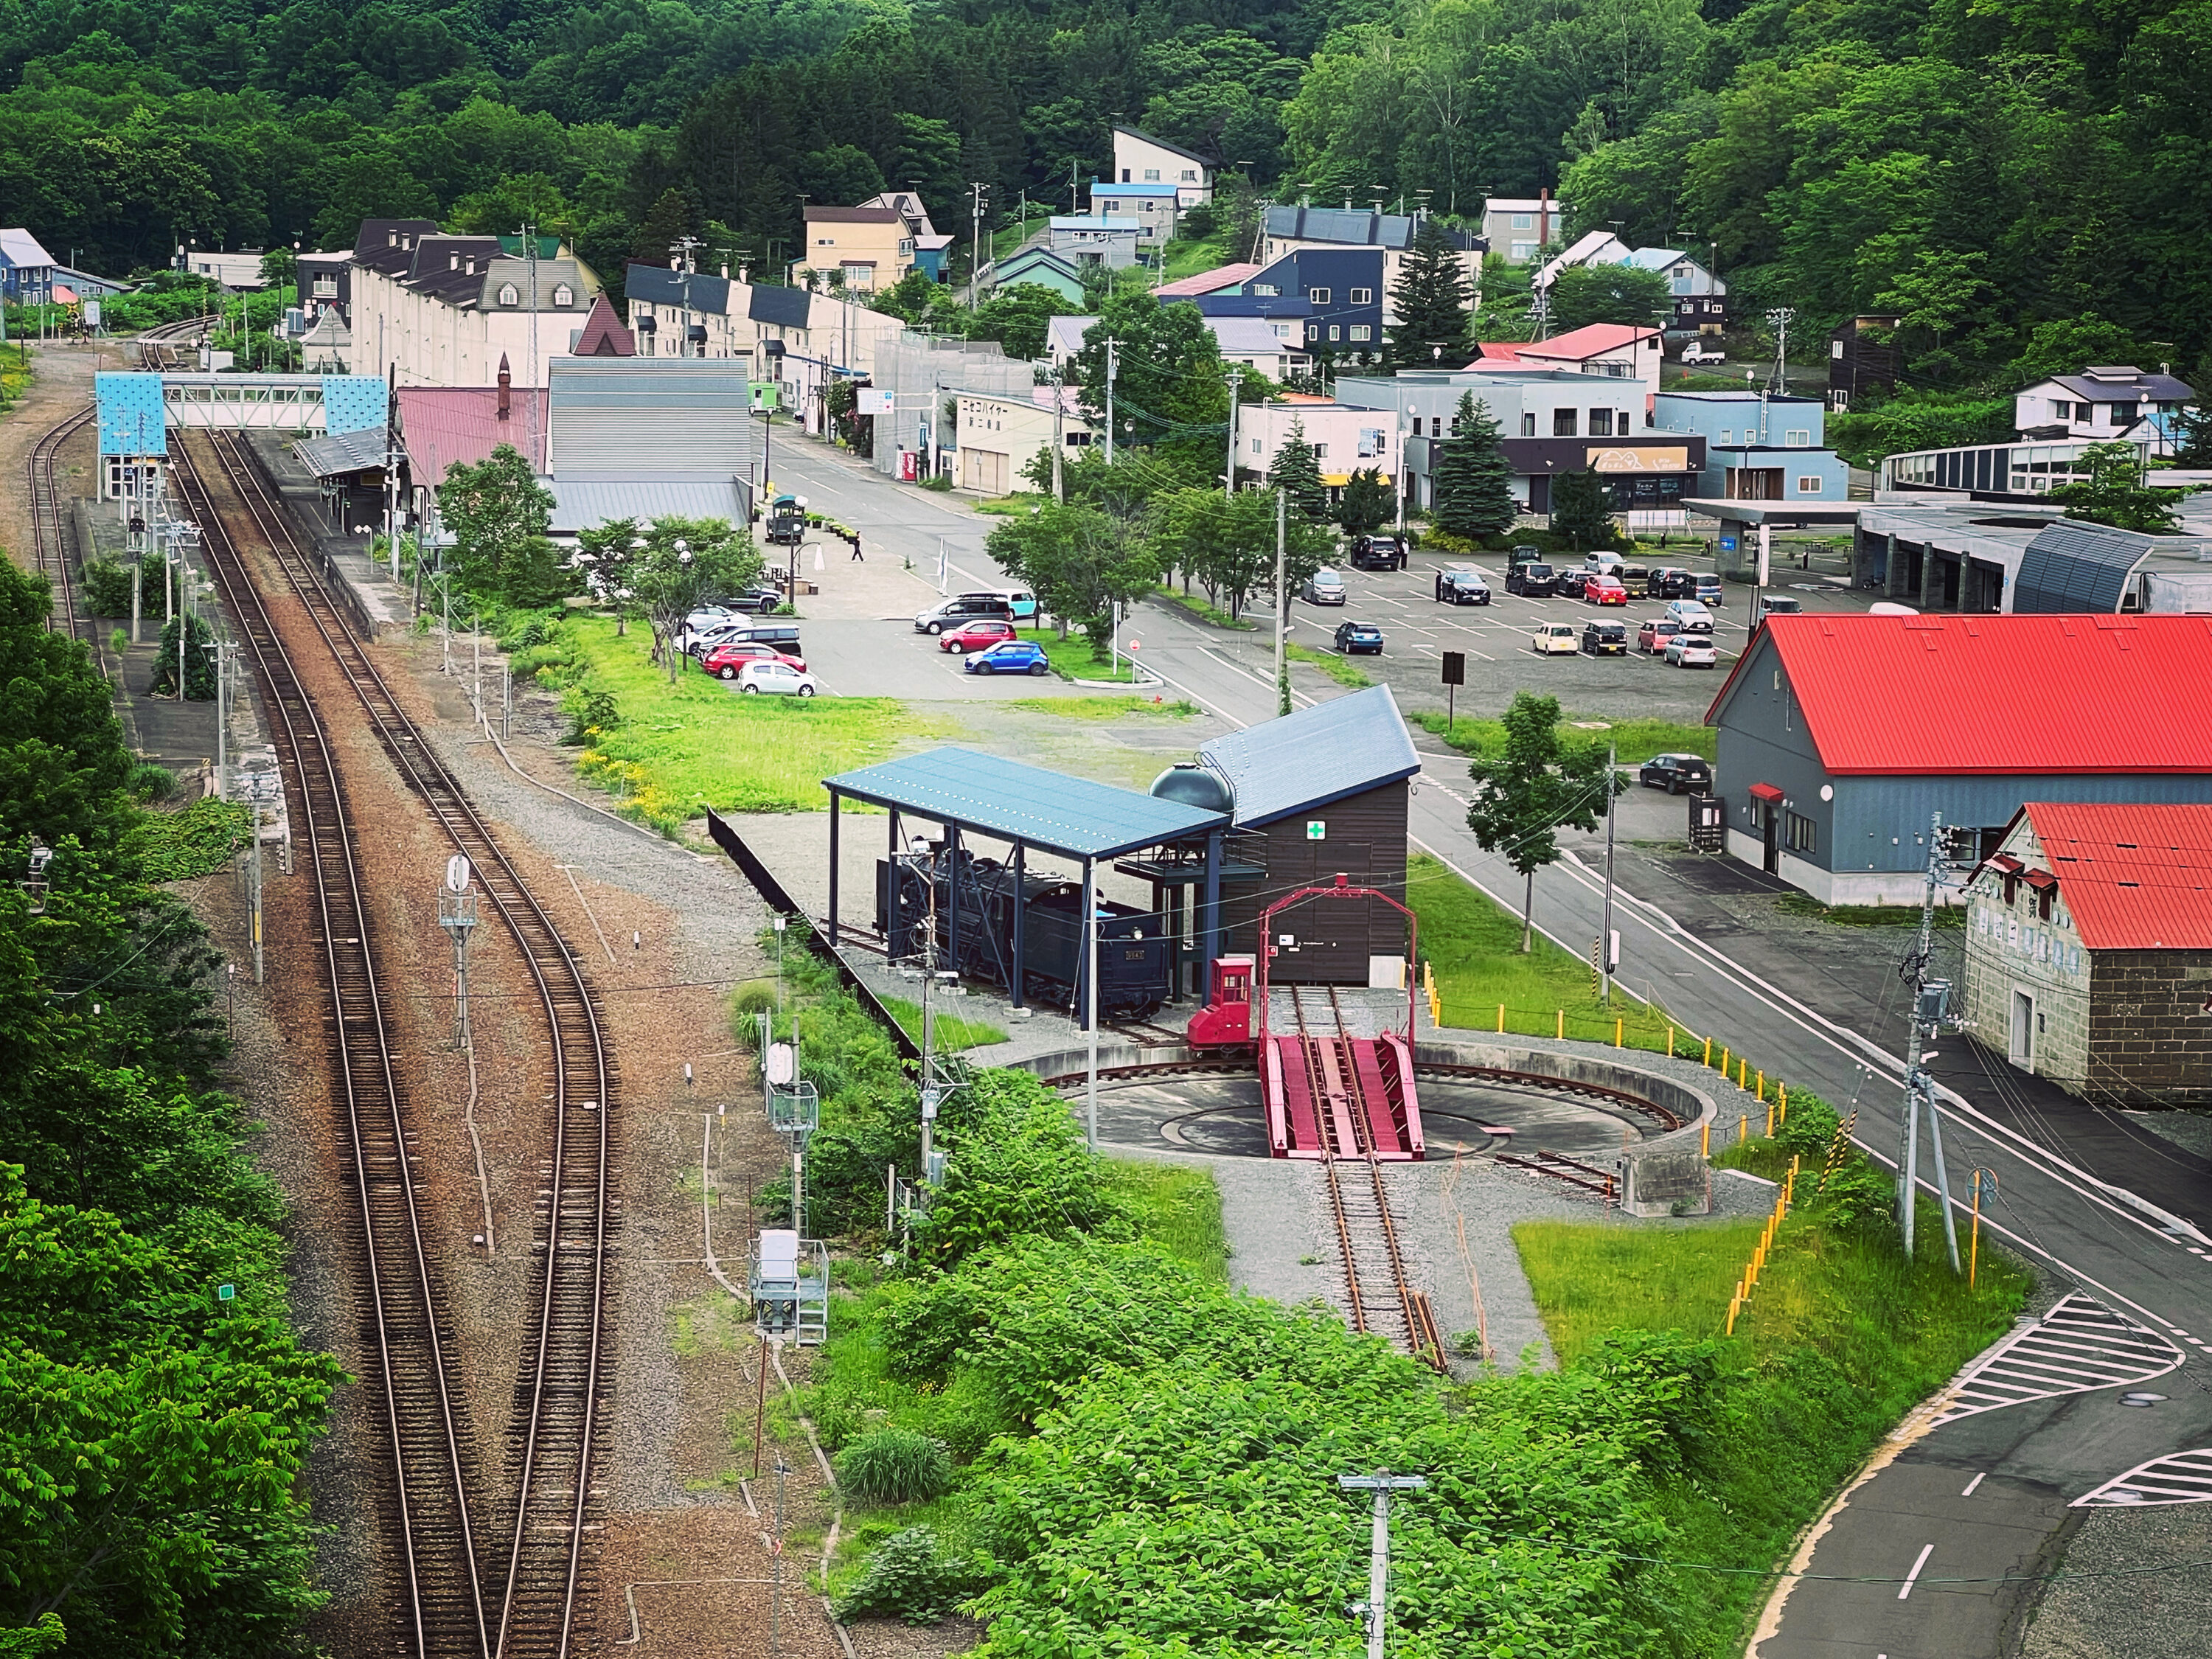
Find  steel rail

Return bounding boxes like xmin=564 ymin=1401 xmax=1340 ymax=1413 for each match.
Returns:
xmin=192 ymin=426 xmax=614 ymax=1659
xmin=28 ymin=405 xmax=94 ymax=645
xmin=166 ymin=439 xmax=492 ymax=1659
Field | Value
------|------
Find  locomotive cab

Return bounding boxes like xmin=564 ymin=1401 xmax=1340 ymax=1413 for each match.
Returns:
xmin=1187 ymin=954 xmax=1256 ymax=1050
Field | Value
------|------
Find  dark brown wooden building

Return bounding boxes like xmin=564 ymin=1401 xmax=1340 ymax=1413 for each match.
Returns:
xmin=1197 ymin=686 xmax=1419 ymax=985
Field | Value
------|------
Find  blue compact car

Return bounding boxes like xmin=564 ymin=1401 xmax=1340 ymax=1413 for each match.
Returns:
xmin=964 ymin=640 xmax=1052 ymax=675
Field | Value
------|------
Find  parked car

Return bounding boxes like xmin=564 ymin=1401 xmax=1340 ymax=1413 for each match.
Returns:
xmin=963 ymin=640 xmax=1051 ymax=676
xmin=1615 ymin=563 xmax=1652 ymax=598
xmin=685 ymin=605 xmax=740 ymax=633
xmin=686 ymin=619 xmax=754 ymax=656
xmin=1752 ymin=594 xmax=1803 ymax=626
xmin=914 ymin=593 xmax=1013 ymax=634
xmin=1651 ymin=568 xmax=1696 ymax=599
xmin=1580 ymin=621 xmax=1629 ymax=656
xmin=1680 ymin=339 xmax=1727 ymax=365
xmin=1664 ymin=599 xmax=1715 ymax=633
xmin=1433 ymin=566 xmax=1492 ymax=605
xmin=939 ymin=619 xmax=1018 ymax=653
xmin=723 ymin=622 xmax=804 ymax=654
xmin=1638 ymin=753 xmax=1712 ymax=794
xmin=1664 ymin=634 xmax=1719 ymax=668
xmin=703 ymin=641 xmax=806 ymax=679
xmin=736 ymin=658 xmax=818 ymax=695
xmin=1584 ymin=574 xmax=1628 ymax=605
xmin=1334 ymin=619 xmax=1385 ymax=655
xmin=1506 ymin=559 xmax=1557 ymax=597
xmin=1302 ymin=568 xmax=1348 ymax=605
xmin=1637 ymin=618 xmax=1683 ymax=655
xmin=1531 ymin=622 xmax=1580 ymax=655
xmin=1583 ymin=552 xmax=1625 ymax=577
xmin=1555 ymin=567 xmax=1592 ymax=598
xmin=1349 ymin=534 xmax=1408 ymax=571
xmin=989 ymin=588 xmax=1039 ymax=620
xmin=720 ymin=585 xmax=785 ymax=615
xmin=1694 ymin=572 xmax=1725 ymax=605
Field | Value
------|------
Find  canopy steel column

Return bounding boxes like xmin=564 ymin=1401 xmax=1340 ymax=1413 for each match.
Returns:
xmin=827 ymin=788 xmax=841 ymax=947
xmin=1009 ymin=841 xmax=1026 ymax=1010
xmin=887 ymin=807 xmax=902 ymax=959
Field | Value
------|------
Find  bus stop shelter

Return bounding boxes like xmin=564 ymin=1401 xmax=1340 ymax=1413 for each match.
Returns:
xmin=823 ymin=748 xmax=1231 ymax=1024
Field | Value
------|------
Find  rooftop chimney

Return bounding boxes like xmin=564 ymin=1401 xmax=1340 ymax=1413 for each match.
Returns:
xmin=466 ymin=257 xmax=475 ymax=275
xmin=497 ymin=355 xmax=511 ymax=422
xmin=720 ymin=264 xmax=729 ymax=279
xmin=449 ymin=251 xmax=459 ymax=270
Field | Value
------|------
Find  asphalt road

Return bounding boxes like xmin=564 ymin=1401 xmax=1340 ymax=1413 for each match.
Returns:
xmin=763 ymin=430 xmax=2212 ymax=1655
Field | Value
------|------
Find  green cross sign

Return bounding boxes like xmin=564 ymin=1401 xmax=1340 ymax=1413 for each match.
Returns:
xmin=216 ymin=1284 xmax=235 ymax=1302
xmin=1307 ymin=821 xmax=1326 ymax=841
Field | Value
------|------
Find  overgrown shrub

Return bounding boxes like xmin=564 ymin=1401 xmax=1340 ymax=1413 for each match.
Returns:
xmin=835 ymin=1428 xmax=953 ymax=1505
xmin=832 ymin=1526 xmax=970 ymax=1625
xmin=913 ymin=1068 xmax=1133 ymax=1267
xmin=1776 ymin=1091 xmax=1843 ymax=1158
xmin=82 ymin=561 xmax=137 ymax=617
xmin=128 ymin=762 xmax=178 ymax=803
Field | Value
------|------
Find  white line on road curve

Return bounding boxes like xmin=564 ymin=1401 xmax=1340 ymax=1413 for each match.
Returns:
xmin=1961 ymin=1472 xmax=1986 ymax=1498
xmin=1897 ymin=1543 xmax=1935 ymax=1600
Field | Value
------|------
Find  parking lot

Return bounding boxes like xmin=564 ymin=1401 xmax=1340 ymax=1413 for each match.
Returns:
xmin=1279 ymin=544 xmax=1879 ymax=726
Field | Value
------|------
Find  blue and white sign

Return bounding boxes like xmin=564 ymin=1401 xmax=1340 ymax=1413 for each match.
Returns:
xmin=1719 ymin=534 xmax=1738 ymax=552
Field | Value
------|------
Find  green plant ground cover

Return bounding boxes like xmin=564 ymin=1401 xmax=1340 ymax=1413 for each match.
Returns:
xmin=1775 ymin=893 xmax=1965 ymax=929
xmin=1007 ymin=694 xmax=1195 ymax=720
xmin=1098 ymin=1160 xmax=1228 ymax=1284
xmin=1153 ymin=585 xmax=1256 ymax=629
xmin=1516 ymin=1152 xmax=2031 ymax=1657
xmin=1159 ymin=232 xmax=1233 ymax=281
xmin=122 ymin=796 xmax=253 ymax=882
xmin=880 ymin=995 xmax=1009 ymax=1054
xmin=1284 ymin=640 xmax=1372 ymax=688
xmin=1411 ymin=709 xmax=1717 ymax=764
xmin=1410 ymin=851 xmax=1691 ymax=1053
xmin=565 ymin=614 xmax=953 ymax=823
xmin=1015 ymin=625 xmax=1147 ymax=683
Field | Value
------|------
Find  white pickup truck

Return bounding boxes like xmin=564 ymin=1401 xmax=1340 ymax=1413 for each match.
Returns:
xmin=1680 ymin=339 xmax=1727 ymax=366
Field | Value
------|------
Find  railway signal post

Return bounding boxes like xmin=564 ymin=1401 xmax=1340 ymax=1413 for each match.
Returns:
xmin=1338 ymin=1471 xmax=1426 ymax=1659
xmin=438 ymin=855 xmax=479 ymax=1051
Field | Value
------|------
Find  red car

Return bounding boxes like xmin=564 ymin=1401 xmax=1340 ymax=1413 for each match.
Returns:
xmin=939 ymin=618 xmax=1018 ymax=653
xmin=702 ymin=641 xmax=806 ymax=680
xmin=1584 ymin=574 xmax=1627 ymax=605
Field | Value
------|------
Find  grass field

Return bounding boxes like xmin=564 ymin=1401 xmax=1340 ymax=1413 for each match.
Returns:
xmin=1408 ymin=851 xmax=1690 ymax=1051
xmin=1101 ymin=1159 xmax=1229 ymax=1284
xmin=881 ymin=995 xmax=1009 ymax=1054
xmin=567 ymin=614 xmax=953 ymax=824
xmin=1517 ymin=1166 xmax=2031 ymax=1656
xmin=1016 ymin=625 xmax=1148 ymax=683
xmin=1410 ymin=709 xmax=1717 ymax=764
xmin=1285 ymin=641 xmax=1372 ymax=688
xmin=1009 ymin=695 xmax=1196 ymax=720
xmin=1153 ymin=585 xmax=1255 ymax=630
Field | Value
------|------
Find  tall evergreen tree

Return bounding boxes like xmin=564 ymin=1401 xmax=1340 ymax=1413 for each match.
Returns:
xmin=1270 ymin=419 xmax=1329 ymax=523
xmin=1431 ymin=394 xmax=1517 ymax=541
xmin=1387 ymin=223 xmax=1474 ymax=368
xmin=1549 ymin=467 xmax=1618 ymax=550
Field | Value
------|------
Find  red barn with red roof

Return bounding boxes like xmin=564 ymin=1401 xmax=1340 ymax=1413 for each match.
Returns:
xmin=1962 ymin=802 xmax=2212 ymax=1104
xmin=1703 ymin=612 xmax=2212 ymax=905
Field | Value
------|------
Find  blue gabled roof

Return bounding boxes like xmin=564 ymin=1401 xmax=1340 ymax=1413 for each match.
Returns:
xmin=1198 ymin=686 xmax=1420 ymax=827
xmin=826 ymin=748 xmax=1228 ymax=859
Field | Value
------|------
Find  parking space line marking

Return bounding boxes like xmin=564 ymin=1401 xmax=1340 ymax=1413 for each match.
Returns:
xmin=1897 ymin=1544 xmax=1934 ymax=1600
xmin=1961 ymin=1472 xmax=1986 ymax=1497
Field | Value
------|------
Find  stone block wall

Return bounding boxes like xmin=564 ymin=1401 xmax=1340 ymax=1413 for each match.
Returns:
xmin=2086 ymin=951 xmax=2212 ymax=1107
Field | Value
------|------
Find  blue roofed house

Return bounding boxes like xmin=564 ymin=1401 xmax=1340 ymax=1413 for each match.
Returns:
xmin=1623 ymin=247 xmax=1728 ymax=334
xmin=1259 ymin=207 xmax=1483 ymax=323
xmin=1088 ymin=181 xmax=1181 ymax=246
xmin=1231 ymin=246 xmax=1387 ymax=365
xmin=0 ymin=229 xmax=58 ymax=305
xmin=1652 ymin=391 xmax=1847 ymax=505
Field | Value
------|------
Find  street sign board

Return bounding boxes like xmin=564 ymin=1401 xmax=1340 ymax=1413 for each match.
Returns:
xmin=1307 ymin=821 xmax=1326 ymax=841
xmin=1441 ymin=650 xmax=1465 ymax=686
xmin=765 ymin=1043 xmax=795 ymax=1085
xmin=859 ymin=388 xmax=894 ymax=415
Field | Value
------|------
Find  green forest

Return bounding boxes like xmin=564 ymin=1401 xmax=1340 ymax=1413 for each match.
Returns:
xmin=0 ymin=0 xmax=2203 ymax=383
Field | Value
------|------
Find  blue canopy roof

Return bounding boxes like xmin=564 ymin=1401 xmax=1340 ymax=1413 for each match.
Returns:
xmin=826 ymin=748 xmax=1228 ymax=860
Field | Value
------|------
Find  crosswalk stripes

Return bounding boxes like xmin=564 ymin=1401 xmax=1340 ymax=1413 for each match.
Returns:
xmin=1930 ymin=1293 xmax=2185 ymax=1425
xmin=2073 ymin=1450 xmax=2212 ymax=1509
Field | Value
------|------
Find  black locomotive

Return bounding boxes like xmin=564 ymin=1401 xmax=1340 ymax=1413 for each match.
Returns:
xmin=874 ymin=846 xmax=1172 ymax=1017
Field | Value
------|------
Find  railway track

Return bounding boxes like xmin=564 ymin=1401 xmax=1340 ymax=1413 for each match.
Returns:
xmin=27 ymin=405 xmax=94 ymax=645
xmin=1293 ymin=988 xmax=1447 ymax=1371
xmin=172 ymin=427 xmax=616 ymax=1658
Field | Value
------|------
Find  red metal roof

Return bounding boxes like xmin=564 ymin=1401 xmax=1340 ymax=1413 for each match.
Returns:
xmin=1517 ymin=324 xmax=1660 ymax=361
xmin=1707 ymin=614 xmax=2212 ymax=775
xmin=397 ymin=386 xmax=549 ymax=479
xmin=2023 ymin=802 xmax=2212 ymax=950
xmin=1157 ymin=262 xmax=1259 ymax=297
xmin=1747 ymin=782 xmax=1784 ymax=801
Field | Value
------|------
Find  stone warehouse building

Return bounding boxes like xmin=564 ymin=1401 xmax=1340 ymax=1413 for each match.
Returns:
xmin=1964 ymin=803 xmax=2212 ymax=1107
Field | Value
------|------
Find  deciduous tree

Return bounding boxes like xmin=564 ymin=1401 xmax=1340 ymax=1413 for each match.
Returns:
xmin=627 ymin=516 xmax=765 ymax=681
xmin=986 ymin=501 xmax=1158 ymax=660
xmin=1464 ymin=693 xmax=1618 ymax=952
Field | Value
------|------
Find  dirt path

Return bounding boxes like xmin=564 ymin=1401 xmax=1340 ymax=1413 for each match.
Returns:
xmin=0 ymin=339 xmax=105 ymax=566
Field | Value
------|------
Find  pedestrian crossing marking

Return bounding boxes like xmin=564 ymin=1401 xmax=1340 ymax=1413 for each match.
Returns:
xmin=1931 ymin=1294 xmax=2184 ymax=1425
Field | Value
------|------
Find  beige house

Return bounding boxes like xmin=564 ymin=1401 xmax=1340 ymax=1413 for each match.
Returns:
xmin=956 ymin=389 xmax=1092 ymax=495
xmin=790 ymin=207 xmax=916 ymax=293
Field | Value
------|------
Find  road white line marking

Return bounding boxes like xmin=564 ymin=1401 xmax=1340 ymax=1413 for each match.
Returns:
xmin=1961 ymin=1472 xmax=1986 ymax=1497
xmin=2073 ymin=1450 xmax=2212 ymax=1508
xmin=1897 ymin=1543 xmax=1934 ymax=1600
xmin=1932 ymin=1295 xmax=2185 ymax=1423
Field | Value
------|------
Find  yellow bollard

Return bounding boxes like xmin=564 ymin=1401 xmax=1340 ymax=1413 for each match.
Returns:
xmin=1720 ymin=1044 xmax=1730 ymax=1075
xmin=1739 ymin=1057 xmax=1749 ymax=1090
xmin=1701 ymin=1121 xmax=1711 ymax=1158
xmin=1765 ymin=1100 xmax=1775 ymax=1138
xmin=1969 ymin=1172 xmax=1983 ymax=1290
xmin=1779 ymin=1083 xmax=1788 ymax=1121
xmin=1704 ymin=1035 xmax=1714 ymax=1066
xmin=1615 ymin=1018 xmax=1623 ymax=1048
xmin=1667 ymin=1026 xmax=1675 ymax=1057
xmin=1497 ymin=1003 xmax=1506 ymax=1034
xmin=1757 ymin=1069 xmax=1765 ymax=1101
xmin=1557 ymin=1009 xmax=1565 ymax=1040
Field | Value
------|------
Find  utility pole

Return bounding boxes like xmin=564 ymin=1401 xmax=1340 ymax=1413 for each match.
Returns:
xmin=384 ymin=364 xmax=402 ymax=580
xmin=1599 ymin=740 xmax=1617 ymax=1002
xmin=1051 ymin=364 xmax=1065 ymax=504
xmin=1897 ymin=810 xmax=1965 ymax=1272
xmin=672 ymin=234 xmax=703 ymax=357
xmin=1273 ymin=489 xmax=1289 ymax=715
xmin=1338 ymin=1472 xmax=1425 ymax=1659
xmin=1765 ymin=306 xmax=1794 ymax=396
xmin=967 ymin=181 xmax=987 ymax=307
xmin=1104 ymin=338 xmax=1119 ymax=463
xmin=1223 ymin=366 xmax=1244 ymax=497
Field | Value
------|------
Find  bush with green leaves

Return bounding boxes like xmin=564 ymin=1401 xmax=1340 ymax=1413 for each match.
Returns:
xmin=1775 ymin=1091 xmax=1843 ymax=1158
xmin=835 ymin=1427 xmax=954 ymax=1505
xmin=82 ymin=561 xmax=137 ymax=618
xmin=911 ymin=1068 xmax=1133 ymax=1267
xmin=833 ymin=1526 xmax=971 ymax=1625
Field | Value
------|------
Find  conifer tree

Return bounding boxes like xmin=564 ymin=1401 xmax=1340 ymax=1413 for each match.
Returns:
xmin=1270 ymin=419 xmax=1329 ymax=522
xmin=1549 ymin=467 xmax=1618 ymax=550
xmin=1430 ymin=393 xmax=1517 ymax=541
xmin=1387 ymin=222 xmax=1474 ymax=368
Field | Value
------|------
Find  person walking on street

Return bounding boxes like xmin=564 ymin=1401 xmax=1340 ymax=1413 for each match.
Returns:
xmin=850 ymin=532 xmax=864 ymax=562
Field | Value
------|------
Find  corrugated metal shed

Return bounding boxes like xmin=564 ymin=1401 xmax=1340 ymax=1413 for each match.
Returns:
xmin=1198 ymin=686 xmax=1421 ymax=827
xmin=2023 ymin=801 xmax=2212 ymax=949
xmin=2013 ymin=521 xmax=2154 ymax=613
xmin=826 ymin=748 xmax=1228 ymax=860
xmin=1708 ymin=613 xmax=2212 ymax=775
xmin=546 ymin=358 xmax=754 ymax=478
xmin=549 ymin=476 xmax=749 ymax=535
xmin=296 ymin=425 xmax=387 ymax=478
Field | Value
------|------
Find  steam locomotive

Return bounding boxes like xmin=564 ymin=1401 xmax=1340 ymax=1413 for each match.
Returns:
xmin=874 ymin=846 xmax=1172 ymax=1018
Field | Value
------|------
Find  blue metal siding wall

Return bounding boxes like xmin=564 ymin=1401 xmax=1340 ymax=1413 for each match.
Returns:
xmin=1713 ymin=639 xmax=1837 ymax=867
xmin=321 ymin=375 xmax=389 ymax=435
xmin=1835 ymin=773 xmax=2212 ymax=874
xmin=96 ymin=372 xmax=167 ymax=456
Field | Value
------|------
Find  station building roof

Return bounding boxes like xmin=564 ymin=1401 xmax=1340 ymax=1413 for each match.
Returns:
xmin=825 ymin=748 xmax=1229 ymax=861
xmin=1198 ymin=686 xmax=1421 ymax=827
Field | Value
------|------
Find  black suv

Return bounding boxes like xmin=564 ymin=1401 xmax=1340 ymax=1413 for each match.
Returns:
xmin=1579 ymin=621 xmax=1628 ymax=656
xmin=1348 ymin=534 xmax=1408 ymax=571
xmin=1651 ymin=567 xmax=1696 ymax=599
xmin=1505 ymin=560 xmax=1557 ymax=597
xmin=1433 ymin=567 xmax=1492 ymax=605
xmin=1638 ymin=753 xmax=1713 ymax=795
xmin=1555 ymin=567 xmax=1592 ymax=598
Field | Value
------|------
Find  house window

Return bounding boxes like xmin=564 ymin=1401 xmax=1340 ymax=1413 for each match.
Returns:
xmin=1797 ymin=476 xmax=1823 ymax=493
xmin=2050 ymin=398 xmax=2071 ymax=421
xmin=1785 ymin=811 xmax=1817 ymax=853
xmin=1349 ymin=288 xmax=1373 ymax=303
xmin=1719 ymin=430 xmax=1732 ymax=445
xmin=1252 ymin=438 xmax=1262 ymax=454
xmin=1252 ymin=283 xmax=1279 ymax=296
xmin=1511 ymin=241 xmax=1537 ymax=260
xmin=1307 ymin=287 xmax=1331 ymax=303
xmin=899 ymin=238 xmax=914 ymax=254
xmin=1144 ymin=168 xmax=1160 ymax=181
xmin=1589 ymin=408 xmax=1614 ymax=436
xmin=1521 ymin=412 xmax=1537 ymax=436
xmin=313 ymin=277 xmax=338 ymax=297
xmin=1672 ymin=276 xmax=1691 ymax=293
xmin=1784 ymin=428 xmax=1809 ymax=446
xmin=498 ymin=283 xmax=520 ymax=306
xmin=1313 ymin=444 xmax=1327 ymax=459
xmin=1554 ymin=408 xmax=1578 ymax=436
xmin=1411 ymin=417 xmax=1422 ymax=437
xmin=552 ymin=283 xmax=573 ymax=307
xmin=1350 ymin=324 xmax=1371 ymax=341
xmin=1512 ymin=213 xmax=1532 ymax=229
xmin=1180 ymin=168 xmax=1197 ymax=181
xmin=1329 ymin=325 xmax=1340 ymax=341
